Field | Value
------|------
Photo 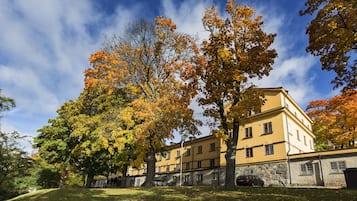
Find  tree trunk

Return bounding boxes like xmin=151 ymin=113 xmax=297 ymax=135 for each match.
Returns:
xmin=121 ymin=165 xmax=128 ymax=187
xmin=142 ymin=149 xmax=156 ymax=187
xmin=85 ymin=173 xmax=94 ymax=188
xmin=59 ymin=168 xmax=67 ymax=188
xmin=224 ymin=120 xmax=239 ymax=190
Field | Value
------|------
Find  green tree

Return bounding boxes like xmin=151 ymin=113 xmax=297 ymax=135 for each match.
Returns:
xmin=0 ymin=89 xmax=15 ymax=118
xmin=35 ymin=100 xmax=79 ymax=188
xmin=198 ymin=0 xmax=277 ymax=189
xmin=300 ymin=0 xmax=357 ymax=91
xmin=85 ymin=18 xmax=201 ymax=187
xmin=0 ymin=90 xmax=33 ymax=200
xmin=36 ymin=87 xmax=135 ymax=187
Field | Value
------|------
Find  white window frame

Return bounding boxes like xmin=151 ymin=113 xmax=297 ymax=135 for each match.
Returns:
xmin=331 ymin=161 xmax=346 ymax=173
xmin=245 ymin=127 xmax=253 ymax=138
xmin=197 ymin=160 xmax=202 ymax=168
xmin=185 ymin=162 xmax=190 ymax=170
xmin=265 ymin=144 xmax=274 ymax=155
xmin=197 ymin=145 xmax=203 ymax=154
xmin=300 ymin=163 xmax=313 ymax=175
xmin=246 ymin=147 xmax=253 ymax=158
xmin=210 ymin=143 xmax=216 ymax=152
xmin=185 ymin=148 xmax=191 ymax=156
xmin=196 ymin=174 xmax=203 ymax=182
xmin=184 ymin=175 xmax=190 ymax=182
xmin=157 ymin=154 xmax=162 ymax=161
xmin=210 ymin=159 xmax=215 ymax=168
xmin=263 ymin=122 xmax=273 ymax=134
xmin=212 ymin=172 xmax=218 ymax=180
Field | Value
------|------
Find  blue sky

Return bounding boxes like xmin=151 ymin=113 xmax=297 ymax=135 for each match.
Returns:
xmin=0 ymin=0 xmax=339 ymax=153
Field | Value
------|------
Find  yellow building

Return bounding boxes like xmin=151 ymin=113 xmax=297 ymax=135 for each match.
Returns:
xmin=127 ymin=87 xmax=317 ymax=186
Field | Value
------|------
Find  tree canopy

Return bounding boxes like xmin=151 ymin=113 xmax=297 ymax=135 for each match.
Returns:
xmin=0 ymin=89 xmax=34 ymax=200
xmin=84 ymin=17 xmax=201 ymax=186
xmin=0 ymin=89 xmax=15 ymax=118
xmin=300 ymin=0 xmax=357 ymax=91
xmin=306 ymin=90 xmax=357 ymax=150
xmin=198 ymin=0 xmax=277 ymax=189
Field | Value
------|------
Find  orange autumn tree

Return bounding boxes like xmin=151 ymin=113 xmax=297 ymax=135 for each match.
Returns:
xmin=198 ymin=1 xmax=277 ymax=189
xmin=85 ymin=18 xmax=201 ymax=187
xmin=306 ymin=90 xmax=357 ymax=150
xmin=300 ymin=0 xmax=357 ymax=91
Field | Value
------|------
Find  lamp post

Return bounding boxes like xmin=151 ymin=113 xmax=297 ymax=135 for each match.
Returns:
xmin=180 ymin=140 xmax=184 ymax=187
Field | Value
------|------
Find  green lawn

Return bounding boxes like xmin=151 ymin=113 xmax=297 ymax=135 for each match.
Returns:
xmin=7 ymin=186 xmax=357 ymax=201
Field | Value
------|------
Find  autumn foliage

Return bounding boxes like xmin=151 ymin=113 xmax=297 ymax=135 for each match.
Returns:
xmin=84 ymin=17 xmax=201 ymax=186
xmin=306 ymin=91 xmax=357 ymax=149
xmin=301 ymin=0 xmax=357 ymax=91
xmin=198 ymin=0 xmax=277 ymax=189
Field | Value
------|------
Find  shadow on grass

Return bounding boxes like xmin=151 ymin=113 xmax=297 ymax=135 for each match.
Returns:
xmin=9 ymin=188 xmax=152 ymax=201
xmin=9 ymin=186 xmax=357 ymax=201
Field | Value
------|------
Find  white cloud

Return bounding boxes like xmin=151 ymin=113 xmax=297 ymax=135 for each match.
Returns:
xmin=252 ymin=6 xmax=320 ymax=107
xmin=0 ymin=0 xmax=141 ymax=147
xmin=162 ymin=0 xmax=211 ymax=41
xmin=0 ymin=65 xmax=60 ymax=114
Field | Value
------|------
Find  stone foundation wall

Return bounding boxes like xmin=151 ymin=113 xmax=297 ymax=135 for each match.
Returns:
xmin=234 ymin=161 xmax=288 ymax=186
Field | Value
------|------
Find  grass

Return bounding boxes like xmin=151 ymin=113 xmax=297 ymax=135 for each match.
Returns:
xmin=7 ymin=186 xmax=357 ymax=201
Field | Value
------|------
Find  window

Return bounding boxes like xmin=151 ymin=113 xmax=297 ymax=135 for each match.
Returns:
xmin=297 ymin=130 xmax=300 ymax=141
xmin=176 ymin=150 xmax=180 ymax=157
xmin=196 ymin=174 xmax=203 ymax=183
xmin=197 ymin=145 xmax=203 ymax=154
xmin=245 ymin=127 xmax=253 ymax=138
xmin=331 ymin=161 xmax=346 ymax=173
xmin=175 ymin=164 xmax=180 ymax=171
xmin=212 ymin=172 xmax=218 ymax=180
xmin=185 ymin=148 xmax=191 ymax=156
xmin=304 ymin=136 xmax=307 ymax=145
xmin=165 ymin=151 xmax=170 ymax=160
xmin=247 ymin=110 xmax=252 ymax=117
xmin=157 ymin=166 xmax=161 ymax=173
xmin=300 ymin=163 xmax=313 ymax=175
xmin=197 ymin=160 xmax=202 ymax=168
xmin=263 ymin=122 xmax=273 ymax=134
xmin=210 ymin=143 xmax=216 ymax=152
xmin=157 ymin=154 xmax=162 ymax=161
xmin=184 ymin=175 xmax=190 ymax=183
xmin=173 ymin=176 xmax=178 ymax=182
xmin=210 ymin=159 xmax=215 ymax=168
xmin=309 ymin=140 xmax=313 ymax=149
xmin=265 ymin=144 xmax=274 ymax=155
xmin=185 ymin=162 xmax=190 ymax=170
xmin=244 ymin=168 xmax=254 ymax=175
xmin=166 ymin=165 xmax=170 ymax=172
xmin=246 ymin=148 xmax=253 ymax=158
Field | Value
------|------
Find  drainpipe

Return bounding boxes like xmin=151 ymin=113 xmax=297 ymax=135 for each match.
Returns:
xmin=180 ymin=140 xmax=184 ymax=187
xmin=284 ymin=95 xmax=292 ymax=185
xmin=318 ymin=155 xmax=325 ymax=186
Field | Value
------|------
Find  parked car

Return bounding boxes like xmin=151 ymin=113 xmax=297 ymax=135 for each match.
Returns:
xmin=236 ymin=175 xmax=264 ymax=187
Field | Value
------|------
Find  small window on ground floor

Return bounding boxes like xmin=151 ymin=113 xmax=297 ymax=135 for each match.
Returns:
xmin=184 ymin=175 xmax=190 ymax=183
xmin=331 ymin=161 xmax=346 ymax=173
xmin=300 ymin=163 xmax=313 ymax=175
xmin=212 ymin=172 xmax=218 ymax=180
xmin=196 ymin=174 xmax=203 ymax=183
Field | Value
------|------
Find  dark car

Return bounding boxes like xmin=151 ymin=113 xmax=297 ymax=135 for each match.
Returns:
xmin=236 ymin=175 xmax=264 ymax=187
